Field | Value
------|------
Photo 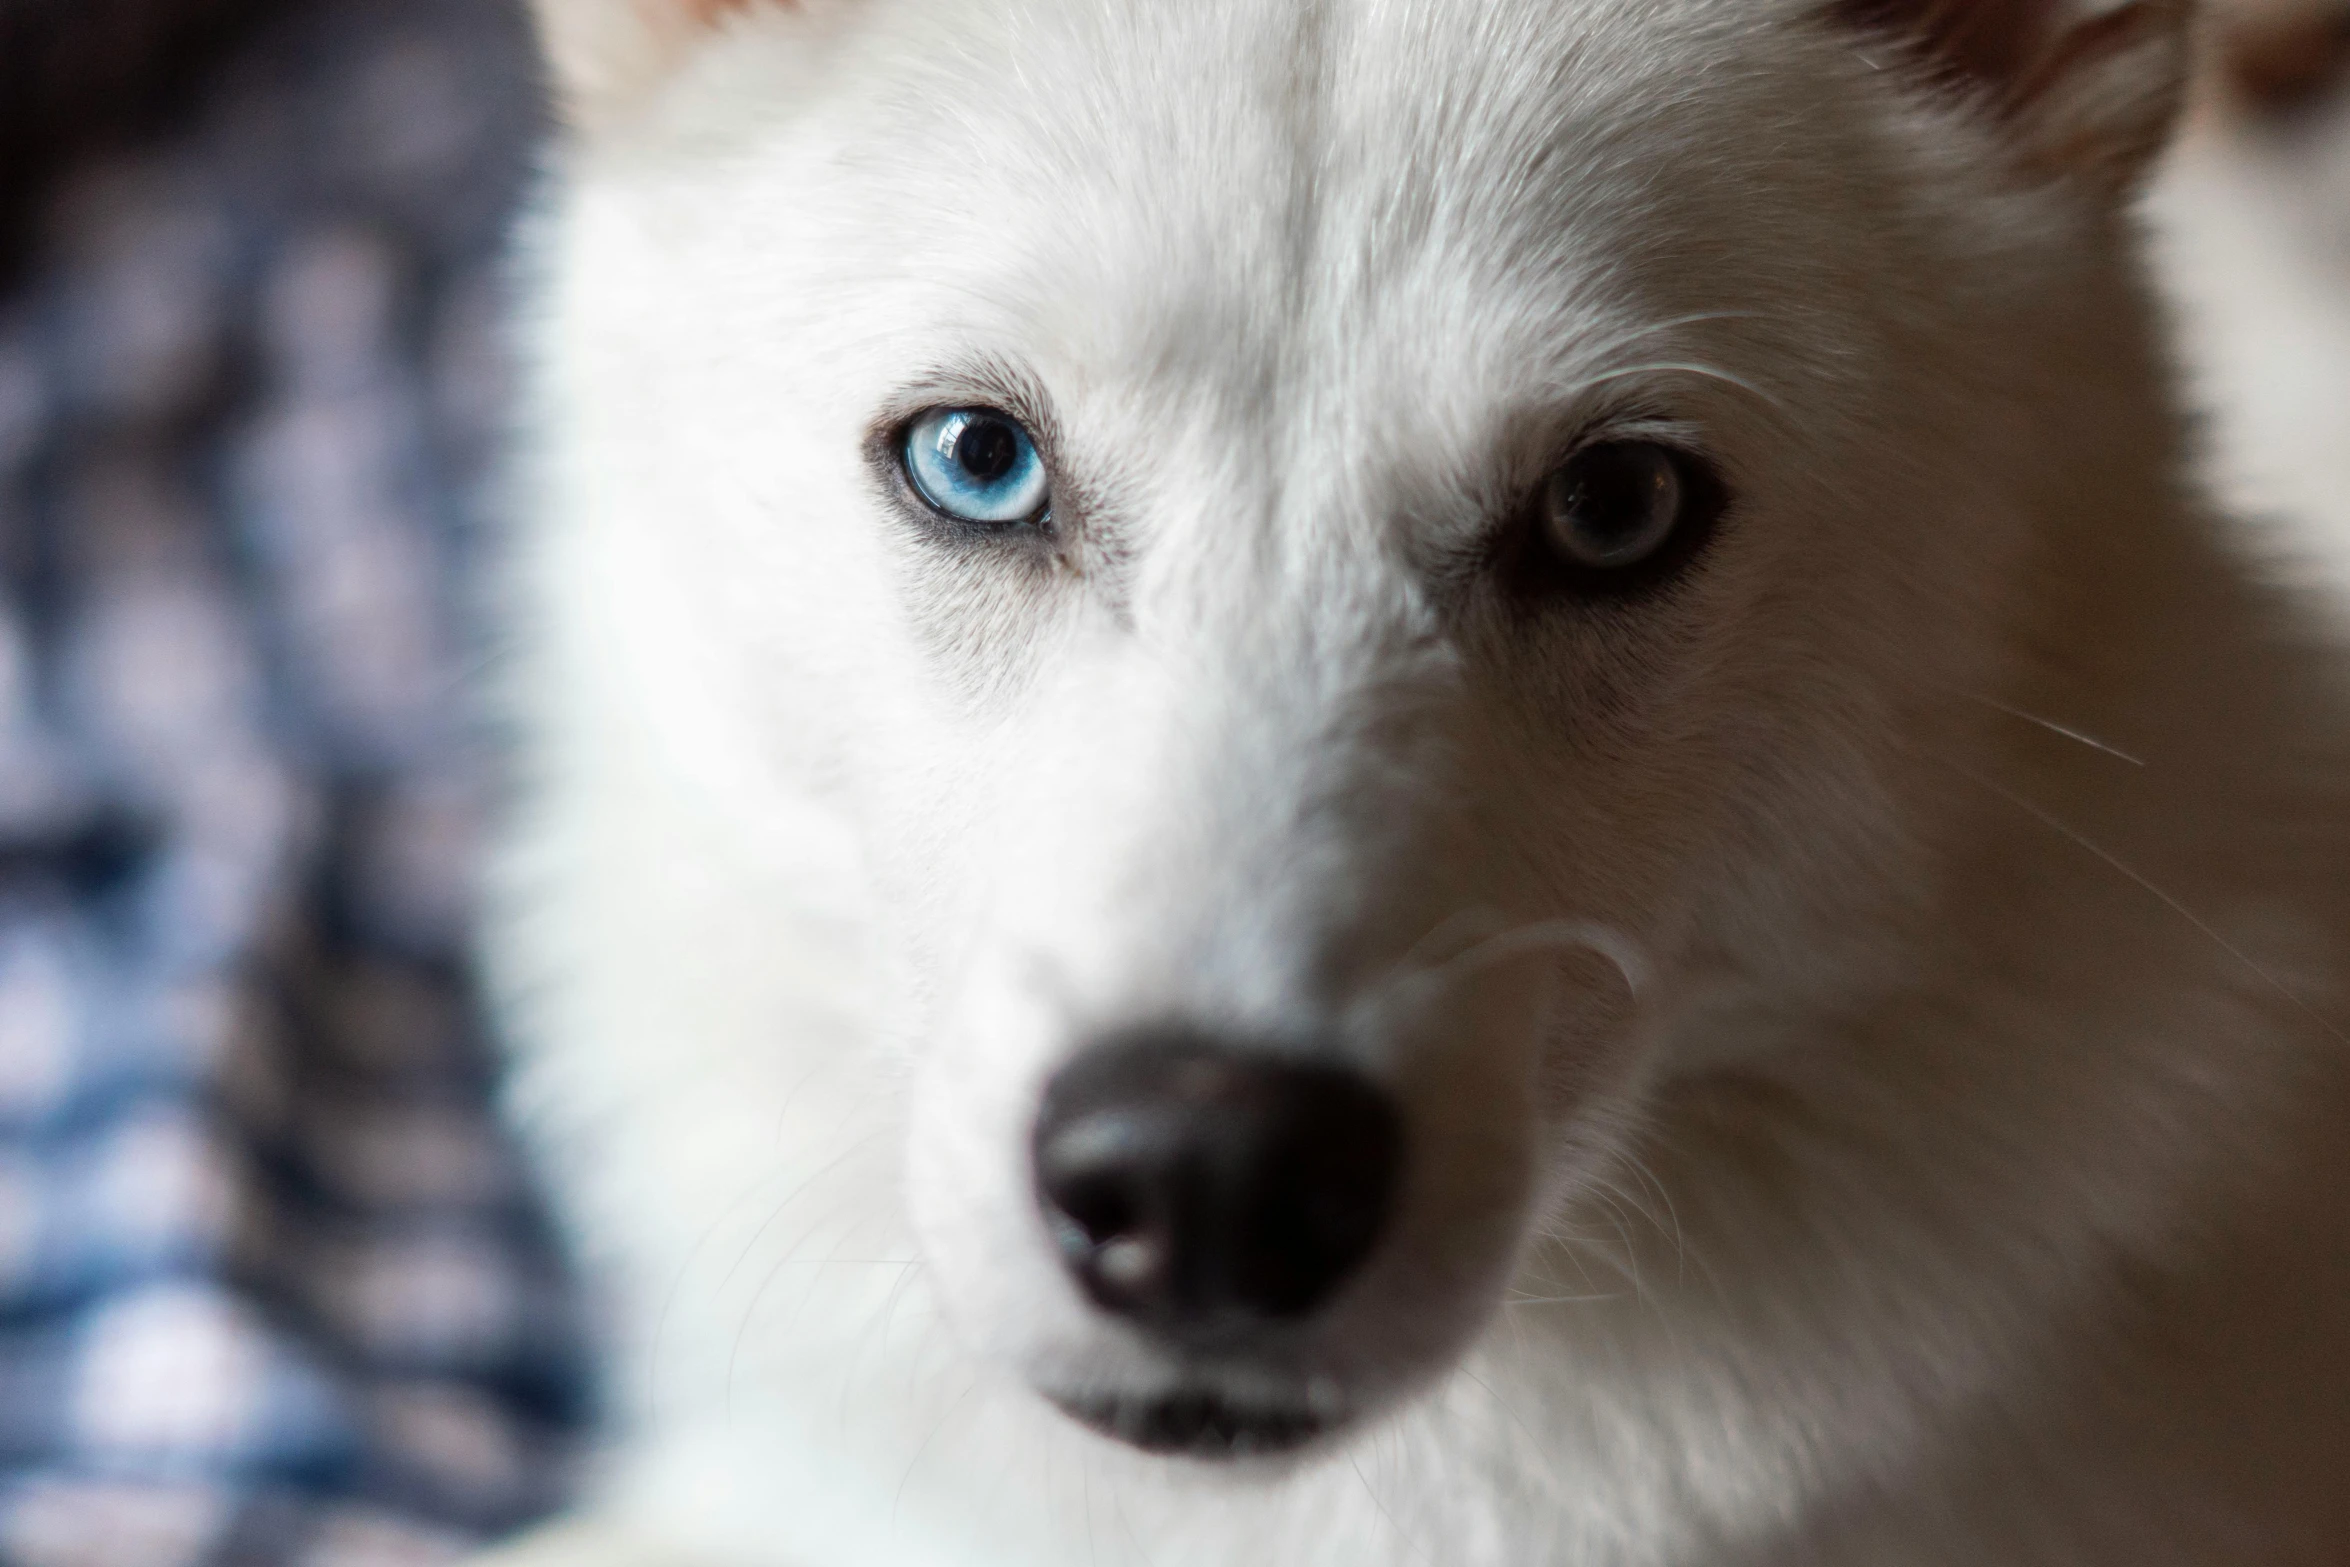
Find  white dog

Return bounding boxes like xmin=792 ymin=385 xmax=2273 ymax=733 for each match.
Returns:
xmin=486 ymin=0 xmax=2350 ymax=1562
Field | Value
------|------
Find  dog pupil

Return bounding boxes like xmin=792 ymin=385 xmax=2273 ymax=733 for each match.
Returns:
xmin=1556 ymin=442 xmax=1679 ymax=561
xmin=1577 ymin=447 xmax=1657 ymax=543
xmin=958 ymin=418 xmax=1019 ymax=483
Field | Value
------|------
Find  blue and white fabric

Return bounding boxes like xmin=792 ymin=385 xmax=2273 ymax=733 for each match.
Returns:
xmin=0 ymin=2 xmax=589 ymax=1561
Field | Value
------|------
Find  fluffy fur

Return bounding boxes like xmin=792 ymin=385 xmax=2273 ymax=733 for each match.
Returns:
xmin=486 ymin=1 xmax=2350 ymax=1562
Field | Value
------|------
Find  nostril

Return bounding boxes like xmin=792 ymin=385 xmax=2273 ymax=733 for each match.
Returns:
xmin=1035 ymin=1116 xmax=1178 ymax=1312
xmin=1049 ymin=1169 xmax=1137 ymax=1249
xmin=1031 ymin=1028 xmax=1405 ymax=1341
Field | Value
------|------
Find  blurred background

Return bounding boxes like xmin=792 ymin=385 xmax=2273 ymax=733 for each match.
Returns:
xmin=0 ymin=2 xmax=583 ymax=1564
xmin=0 ymin=1 xmax=2343 ymax=1564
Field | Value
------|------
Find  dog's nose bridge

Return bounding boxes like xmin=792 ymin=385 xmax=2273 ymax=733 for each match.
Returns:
xmin=992 ymin=560 xmax=1477 ymax=1047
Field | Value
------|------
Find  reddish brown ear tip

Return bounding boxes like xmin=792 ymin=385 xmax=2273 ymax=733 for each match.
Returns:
xmin=1830 ymin=0 xmax=2192 ymax=187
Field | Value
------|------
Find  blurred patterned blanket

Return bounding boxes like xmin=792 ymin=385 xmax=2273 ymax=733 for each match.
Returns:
xmin=0 ymin=2 xmax=589 ymax=1562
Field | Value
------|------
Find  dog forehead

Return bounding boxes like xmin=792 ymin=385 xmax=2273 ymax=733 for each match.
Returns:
xmin=846 ymin=0 xmax=1835 ymax=390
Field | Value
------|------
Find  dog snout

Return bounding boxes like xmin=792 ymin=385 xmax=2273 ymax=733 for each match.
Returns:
xmin=1031 ymin=1027 xmax=1405 ymax=1345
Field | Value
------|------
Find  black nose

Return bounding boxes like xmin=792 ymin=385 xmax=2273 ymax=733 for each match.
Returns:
xmin=1032 ymin=1029 xmax=1405 ymax=1342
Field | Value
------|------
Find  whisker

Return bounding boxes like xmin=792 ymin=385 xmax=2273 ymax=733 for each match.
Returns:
xmin=731 ymin=1188 xmax=866 ymax=1415
xmin=1573 ymin=308 xmax=1773 ymax=368
xmin=715 ymin=1128 xmax=892 ymax=1310
xmin=1619 ymin=1149 xmax=1695 ymax=1291
xmin=1589 ymin=1163 xmax=1680 ymax=1281
xmin=1430 ymin=918 xmax=1652 ymax=998
xmin=723 ymin=1128 xmax=896 ymax=1415
xmin=1562 ymin=359 xmax=1790 ymax=414
xmin=1111 ymin=1474 xmax=1163 ymax=1567
xmin=1392 ymin=906 xmax=1511 ymax=978
xmin=861 ymin=1254 xmax=930 ymax=1383
xmin=1963 ymin=692 xmax=2145 ymax=766
xmin=1530 ymin=1220 xmax=1635 ymax=1294
xmin=1945 ymin=760 xmax=2350 ymax=1049
xmin=1348 ymin=917 xmax=1646 ymax=1043
xmin=1349 ymin=1451 xmax=1435 ymax=1567
xmin=1588 ymin=1187 xmax=1646 ymax=1303
xmin=648 ymin=1156 xmax=805 ymax=1418
xmin=894 ymin=1374 xmax=983 ymax=1521
xmin=1448 ymin=1362 xmax=1567 ymax=1502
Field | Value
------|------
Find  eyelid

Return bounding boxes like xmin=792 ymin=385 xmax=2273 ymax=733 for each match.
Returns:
xmin=875 ymin=359 xmax=1063 ymax=472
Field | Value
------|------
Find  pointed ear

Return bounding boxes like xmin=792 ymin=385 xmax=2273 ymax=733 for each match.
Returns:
xmin=1831 ymin=0 xmax=2198 ymax=189
xmin=531 ymin=0 xmax=779 ymax=128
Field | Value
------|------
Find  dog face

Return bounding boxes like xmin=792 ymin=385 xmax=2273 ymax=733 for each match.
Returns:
xmin=532 ymin=0 xmax=2190 ymax=1458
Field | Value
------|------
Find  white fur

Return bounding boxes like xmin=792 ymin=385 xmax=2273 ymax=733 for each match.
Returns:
xmin=2150 ymin=30 xmax=2350 ymax=601
xmin=485 ymin=1 xmax=2350 ymax=1562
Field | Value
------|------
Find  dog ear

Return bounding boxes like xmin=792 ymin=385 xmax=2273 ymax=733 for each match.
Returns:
xmin=1831 ymin=0 xmax=2196 ymax=188
xmin=532 ymin=0 xmax=789 ymax=127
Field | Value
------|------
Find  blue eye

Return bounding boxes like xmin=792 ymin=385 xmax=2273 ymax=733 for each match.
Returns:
xmin=901 ymin=407 xmax=1051 ymax=526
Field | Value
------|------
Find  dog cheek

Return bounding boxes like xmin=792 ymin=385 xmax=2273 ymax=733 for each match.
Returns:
xmin=898 ymin=960 xmax=1094 ymax=1370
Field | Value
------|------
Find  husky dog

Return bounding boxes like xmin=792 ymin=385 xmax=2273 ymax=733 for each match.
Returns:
xmin=488 ymin=0 xmax=2350 ymax=1562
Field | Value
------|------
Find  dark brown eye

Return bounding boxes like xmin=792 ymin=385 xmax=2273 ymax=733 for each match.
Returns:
xmin=1541 ymin=441 xmax=1695 ymax=571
